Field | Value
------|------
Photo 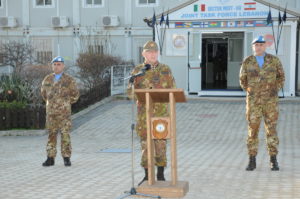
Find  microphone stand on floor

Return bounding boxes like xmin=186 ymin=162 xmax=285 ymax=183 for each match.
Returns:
xmin=116 ymin=75 xmax=160 ymax=199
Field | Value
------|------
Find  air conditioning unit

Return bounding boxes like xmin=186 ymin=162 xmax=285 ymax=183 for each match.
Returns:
xmin=102 ymin=15 xmax=120 ymax=27
xmin=0 ymin=16 xmax=17 ymax=28
xmin=51 ymin=16 xmax=69 ymax=28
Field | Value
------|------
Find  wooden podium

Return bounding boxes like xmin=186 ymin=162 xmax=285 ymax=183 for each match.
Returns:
xmin=135 ymin=88 xmax=189 ymax=198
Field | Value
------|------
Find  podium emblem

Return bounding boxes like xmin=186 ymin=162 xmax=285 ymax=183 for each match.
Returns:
xmin=156 ymin=123 xmax=165 ymax=132
xmin=152 ymin=118 xmax=170 ymax=139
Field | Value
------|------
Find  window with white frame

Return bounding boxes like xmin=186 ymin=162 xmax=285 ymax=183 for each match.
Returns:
xmin=83 ymin=0 xmax=104 ymax=8
xmin=0 ymin=52 xmax=5 ymax=65
xmin=33 ymin=38 xmax=53 ymax=64
xmin=136 ymin=0 xmax=158 ymax=7
xmin=88 ymin=45 xmax=103 ymax=54
xmin=0 ymin=40 xmax=5 ymax=65
xmin=138 ymin=46 xmax=145 ymax=63
xmin=34 ymin=0 xmax=54 ymax=8
xmin=36 ymin=51 xmax=52 ymax=64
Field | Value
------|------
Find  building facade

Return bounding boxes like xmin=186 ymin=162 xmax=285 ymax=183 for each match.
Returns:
xmin=0 ymin=0 xmax=299 ymax=96
xmin=154 ymin=0 xmax=300 ymax=96
xmin=0 ymin=0 xmax=182 ymax=66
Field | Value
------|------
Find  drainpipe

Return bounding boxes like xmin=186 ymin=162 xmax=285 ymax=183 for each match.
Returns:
xmin=296 ymin=20 xmax=300 ymax=96
xmin=187 ymin=31 xmax=190 ymax=93
xmin=56 ymin=0 xmax=60 ymax=55
xmin=5 ymin=0 xmax=8 ymax=17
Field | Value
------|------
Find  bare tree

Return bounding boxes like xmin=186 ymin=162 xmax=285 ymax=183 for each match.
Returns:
xmin=76 ymin=53 xmax=121 ymax=90
xmin=21 ymin=64 xmax=53 ymax=104
xmin=0 ymin=41 xmax=35 ymax=74
xmin=74 ymin=26 xmax=121 ymax=91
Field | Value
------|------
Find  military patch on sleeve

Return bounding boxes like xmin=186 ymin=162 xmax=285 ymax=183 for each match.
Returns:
xmin=44 ymin=83 xmax=51 ymax=87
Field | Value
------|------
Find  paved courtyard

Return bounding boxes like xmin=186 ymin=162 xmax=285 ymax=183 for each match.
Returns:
xmin=0 ymin=97 xmax=300 ymax=199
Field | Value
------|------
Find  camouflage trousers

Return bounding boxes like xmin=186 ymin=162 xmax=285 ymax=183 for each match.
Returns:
xmin=140 ymin=138 xmax=167 ymax=168
xmin=246 ymin=101 xmax=279 ymax=156
xmin=46 ymin=114 xmax=72 ymax=158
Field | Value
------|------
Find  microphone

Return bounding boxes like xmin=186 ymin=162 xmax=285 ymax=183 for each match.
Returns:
xmin=132 ymin=64 xmax=151 ymax=77
xmin=128 ymin=64 xmax=151 ymax=83
xmin=143 ymin=64 xmax=151 ymax=71
xmin=139 ymin=64 xmax=150 ymax=75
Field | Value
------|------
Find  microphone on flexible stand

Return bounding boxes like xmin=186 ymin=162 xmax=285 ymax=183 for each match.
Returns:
xmin=143 ymin=64 xmax=151 ymax=71
xmin=127 ymin=64 xmax=151 ymax=83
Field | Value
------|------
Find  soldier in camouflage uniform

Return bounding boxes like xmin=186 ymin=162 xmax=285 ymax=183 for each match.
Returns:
xmin=239 ymin=36 xmax=285 ymax=171
xmin=127 ymin=41 xmax=176 ymax=185
xmin=41 ymin=56 xmax=80 ymax=167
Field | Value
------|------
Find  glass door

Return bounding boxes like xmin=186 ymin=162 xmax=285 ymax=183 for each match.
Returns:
xmin=245 ymin=32 xmax=253 ymax=57
xmin=201 ymin=36 xmax=228 ymax=90
xmin=227 ymin=38 xmax=244 ymax=90
xmin=187 ymin=31 xmax=202 ymax=93
xmin=201 ymin=32 xmax=244 ymax=90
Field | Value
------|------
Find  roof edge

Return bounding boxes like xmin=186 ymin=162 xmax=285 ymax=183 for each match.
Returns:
xmin=145 ymin=0 xmax=300 ymax=22
xmin=254 ymin=0 xmax=300 ymax=17
xmin=146 ymin=0 xmax=198 ymax=21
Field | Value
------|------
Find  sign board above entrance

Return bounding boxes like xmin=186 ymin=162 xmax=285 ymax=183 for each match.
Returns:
xmin=174 ymin=20 xmax=271 ymax=28
xmin=169 ymin=0 xmax=295 ymax=20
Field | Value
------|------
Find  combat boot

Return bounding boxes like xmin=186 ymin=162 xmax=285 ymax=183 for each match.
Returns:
xmin=270 ymin=156 xmax=279 ymax=171
xmin=157 ymin=167 xmax=165 ymax=181
xmin=42 ymin=157 xmax=55 ymax=167
xmin=246 ymin=156 xmax=256 ymax=171
xmin=138 ymin=168 xmax=148 ymax=186
xmin=64 ymin=157 xmax=71 ymax=166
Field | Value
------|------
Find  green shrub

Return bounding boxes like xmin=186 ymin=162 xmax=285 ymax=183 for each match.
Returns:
xmin=0 ymin=74 xmax=31 ymax=103
xmin=0 ymin=101 xmax=27 ymax=109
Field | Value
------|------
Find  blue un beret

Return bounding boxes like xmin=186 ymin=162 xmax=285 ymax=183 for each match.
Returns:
xmin=51 ymin=56 xmax=64 ymax=63
xmin=252 ymin=36 xmax=266 ymax=44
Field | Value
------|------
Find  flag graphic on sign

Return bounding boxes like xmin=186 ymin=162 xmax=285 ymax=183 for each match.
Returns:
xmin=184 ymin=22 xmax=192 ymax=28
xmin=194 ymin=5 xmax=198 ymax=12
xmin=237 ymin=21 xmax=244 ymax=27
xmin=220 ymin=21 xmax=227 ymax=27
xmin=245 ymin=21 xmax=254 ymax=27
xmin=201 ymin=4 xmax=206 ymax=12
xmin=192 ymin=22 xmax=201 ymax=28
xmin=255 ymin=20 xmax=266 ymax=27
xmin=175 ymin=22 xmax=184 ymax=28
xmin=194 ymin=4 xmax=206 ymax=12
xmin=244 ymin=2 xmax=256 ymax=10
xmin=228 ymin=21 xmax=236 ymax=27
xmin=200 ymin=22 xmax=209 ymax=28
xmin=209 ymin=22 xmax=219 ymax=27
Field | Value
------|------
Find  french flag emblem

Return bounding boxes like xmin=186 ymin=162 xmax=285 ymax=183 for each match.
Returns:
xmin=244 ymin=2 xmax=256 ymax=10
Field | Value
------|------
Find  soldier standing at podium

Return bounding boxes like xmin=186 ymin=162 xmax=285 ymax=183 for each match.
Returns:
xmin=127 ymin=41 xmax=176 ymax=185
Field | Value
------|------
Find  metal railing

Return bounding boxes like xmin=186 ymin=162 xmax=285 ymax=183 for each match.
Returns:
xmin=110 ymin=64 xmax=134 ymax=96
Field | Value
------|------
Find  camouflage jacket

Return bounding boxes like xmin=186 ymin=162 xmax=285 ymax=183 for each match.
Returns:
xmin=240 ymin=53 xmax=285 ymax=103
xmin=127 ymin=62 xmax=176 ymax=137
xmin=41 ymin=73 xmax=80 ymax=116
